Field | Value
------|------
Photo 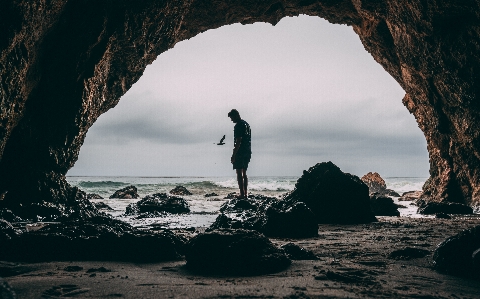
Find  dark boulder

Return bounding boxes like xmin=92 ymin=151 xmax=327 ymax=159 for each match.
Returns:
xmin=210 ymin=196 xmax=318 ymax=238
xmin=125 ymin=193 xmax=190 ymax=216
xmin=262 ymin=202 xmax=318 ymax=238
xmin=361 ymin=172 xmax=400 ymax=197
xmin=418 ymin=202 xmax=473 ymax=215
xmin=433 ymin=225 xmax=480 ymax=277
xmin=280 ymin=243 xmax=318 ymax=260
xmin=435 ymin=213 xmax=451 ymax=219
xmin=93 ymin=202 xmax=114 ymax=210
xmin=87 ymin=193 xmax=104 ymax=199
xmin=169 ymin=186 xmax=192 ymax=196
xmin=109 ymin=185 xmax=139 ymax=199
xmin=0 ymin=216 xmax=186 ymax=262
xmin=284 ymin=162 xmax=377 ymax=224
xmin=185 ymin=229 xmax=290 ymax=275
xmin=369 ymin=194 xmax=400 ymax=216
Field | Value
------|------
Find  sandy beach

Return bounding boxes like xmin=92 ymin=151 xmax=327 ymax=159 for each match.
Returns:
xmin=4 ymin=216 xmax=480 ymax=299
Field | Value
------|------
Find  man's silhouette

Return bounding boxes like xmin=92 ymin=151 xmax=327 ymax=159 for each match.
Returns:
xmin=228 ymin=109 xmax=251 ymax=199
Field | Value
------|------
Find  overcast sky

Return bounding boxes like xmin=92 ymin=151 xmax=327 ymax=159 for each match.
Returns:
xmin=68 ymin=15 xmax=430 ymax=178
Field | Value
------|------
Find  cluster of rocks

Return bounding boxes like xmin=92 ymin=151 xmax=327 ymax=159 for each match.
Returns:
xmin=210 ymin=196 xmax=318 ymax=238
xmin=0 ymin=215 xmax=185 ymax=262
xmin=416 ymin=200 xmax=473 ymax=215
xmin=169 ymin=186 xmax=192 ymax=196
xmin=210 ymin=162 xmax=378 ymax=239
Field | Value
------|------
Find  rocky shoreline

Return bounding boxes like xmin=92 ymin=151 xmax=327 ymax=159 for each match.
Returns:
xmin=1 ymin=163 xmax=480 ymax=298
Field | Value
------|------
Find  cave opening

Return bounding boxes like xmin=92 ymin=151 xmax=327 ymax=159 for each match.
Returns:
xmin=68 ymin=15 xmax=428 ymax=179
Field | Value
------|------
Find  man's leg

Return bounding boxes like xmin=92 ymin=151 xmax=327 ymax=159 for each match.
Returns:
xmin=236 ymin=169 xmax=245 ymax=198
xmin=242 ymin=169 xmax=248 ymax=197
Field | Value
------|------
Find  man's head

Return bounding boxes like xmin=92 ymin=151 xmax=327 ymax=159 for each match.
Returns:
xmin=228 ymin=109 xmax=241 ymax=123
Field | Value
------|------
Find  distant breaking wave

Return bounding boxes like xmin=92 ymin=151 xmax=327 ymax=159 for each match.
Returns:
xmin=76 ymin=181 xmax=129 ymax=188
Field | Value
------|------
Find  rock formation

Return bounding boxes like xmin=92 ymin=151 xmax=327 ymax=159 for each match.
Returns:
xmin=169 ymin=186 xmax=192 ymax=196
xmin=109 ymin=185 xmax=139 ymax=199
xmin=125 ymin=192 xmax=190 ymax=216
xmin=1 ymin=1 xmax=480 ymax=211
xmin=284 ymin=162 xmax=377 ymax=224
xmin=361 ymin=172 xmax=399 ymax=197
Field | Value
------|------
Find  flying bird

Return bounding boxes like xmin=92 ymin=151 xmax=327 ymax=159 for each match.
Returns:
xmin=216 ymin=135 xmax=226 ymax=145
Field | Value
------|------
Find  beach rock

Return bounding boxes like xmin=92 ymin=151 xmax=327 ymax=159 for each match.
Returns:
xmin=473 ymin=248 xmax=480 ymax=272
xmin=87 ymin=193 xmax=103 ymax=200
xmin=93 ymin=202 xmax=114 ymax=210
xmin=369 ymin=194 xmax=400 ymax=216
xmin=125 ymin=193 xmax=190 ymax=216
xmin=204 ymin=192 xmax=218 ymax=197
xmin=418 ymin=202 xmax=473 ymax=215
xmin=433 ymin=225 xmax=480 ymax=277
xmin=0 ymin=216 xmax=186 ymax=262
xmin=361 ymin=172 xmax=400 ymax=197
xmin=211 ymin=195 xmax=318 ymax=238
xmin=284 ymin=162 xmax=377 ymax=224
xmin=169 ymin=186 xmax=192 ymax=196
xmin=185 ymin=229 xmax=290 ymax=275
xmin=280 ymin=243 xmax=318 ymax=260
xmin=399 ymin=191 xmax=423 ymax=201
xmin=109 ymin=185 xmax=139 ymax=199
xmin=0 ymin=278 xmax=16 ymax=299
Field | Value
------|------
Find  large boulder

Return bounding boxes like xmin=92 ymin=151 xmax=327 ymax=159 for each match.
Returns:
xmin=433 ymin=225 xmax=480 ymax=278
xmin=0 ymin=216 xmax=185 ymax=262
xmin=125 ymin=193 xmax=190 ymax=216
xmin=210 ymin=195 xmax=318 ymax=238
xmin=87 ymin=193 xmax=104 ymax=200
xmin=418 ymin=202 xmax=473 ymax=215
xmin=109 ymin=185 xmax=139 ymax=199
xmin=284 ymin=162 xmax=377 ymax=224
xmin=361 ymin=172 xmax=400 ymax=197
xmin=169 ymin=186 xmax=192 ymax=196
xmin=185 ymin=229 xmax=290 ymax=275
xmin=369 ymin=194 xmax=400 ymax=216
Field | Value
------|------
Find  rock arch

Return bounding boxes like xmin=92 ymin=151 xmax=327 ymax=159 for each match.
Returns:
xmin=1 ymin=0 xmax=480 ymax=210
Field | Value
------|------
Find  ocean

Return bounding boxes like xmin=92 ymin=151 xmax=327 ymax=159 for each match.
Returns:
xmin=67 ymin=176 xmax=428 ymax=229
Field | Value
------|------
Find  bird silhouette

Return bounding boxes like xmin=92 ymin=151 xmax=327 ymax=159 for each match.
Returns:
xmin=216 ymin=135 xmax=226 ymax=145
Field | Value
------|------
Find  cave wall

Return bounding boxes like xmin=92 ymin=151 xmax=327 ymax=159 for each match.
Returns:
xmin=0 ymin=0 xmax=480 ymax=206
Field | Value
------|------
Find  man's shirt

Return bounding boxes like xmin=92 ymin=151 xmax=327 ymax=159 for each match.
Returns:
xmin=234 ymin=120 xmax=251 ymax=156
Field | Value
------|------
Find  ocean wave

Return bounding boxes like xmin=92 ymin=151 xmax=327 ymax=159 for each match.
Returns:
xmin=77 ymin=181 xmax=128 ymax=188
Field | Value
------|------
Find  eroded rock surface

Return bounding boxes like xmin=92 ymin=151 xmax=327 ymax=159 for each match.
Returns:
xmin=433 ymin=225 xmax=480 ymax=278
xmin=185 ymin=229 xmax=290 ymax=275
xmin=1 ymin=1 xmax=480 ymax=210
xmin=361 ymin=172 xmax=399 ymax=197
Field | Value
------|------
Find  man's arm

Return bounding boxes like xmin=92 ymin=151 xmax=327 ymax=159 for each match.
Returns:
xmin=231 ymin=137 xmax=242 ymax=163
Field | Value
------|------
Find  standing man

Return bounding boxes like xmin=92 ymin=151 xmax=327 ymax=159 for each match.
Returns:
xmin=228 ymin=109 xmax=251 ymax=199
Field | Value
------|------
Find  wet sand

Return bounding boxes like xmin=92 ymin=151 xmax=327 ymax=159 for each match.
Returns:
xmin=4 ymin=216 xmax=480 ymax=298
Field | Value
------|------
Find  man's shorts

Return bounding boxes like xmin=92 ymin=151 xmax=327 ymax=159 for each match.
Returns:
xmin=233 ymin=153 xmax=251 ymax=170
